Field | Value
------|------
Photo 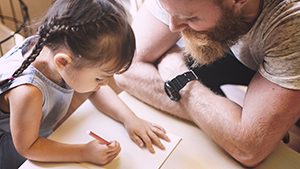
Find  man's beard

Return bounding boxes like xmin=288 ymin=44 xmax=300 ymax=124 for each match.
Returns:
xmin=181 ymin=6 xmax=251 ymax=65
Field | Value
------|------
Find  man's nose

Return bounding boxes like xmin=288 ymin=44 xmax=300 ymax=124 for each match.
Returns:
xmin=100 ymin=78 xmax=109 ymax=86
xmin=169 ymin=16 xmax=188 ymax=32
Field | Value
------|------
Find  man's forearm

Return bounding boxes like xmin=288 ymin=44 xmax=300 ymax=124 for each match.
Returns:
xmin=179 ymin=80 xmax=277 ymax=167
xmin=115 ymin=62 xmax=191 ymax=120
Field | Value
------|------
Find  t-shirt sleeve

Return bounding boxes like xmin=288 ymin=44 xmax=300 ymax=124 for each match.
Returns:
xmin=258 ymin=10 xmax=300 ymax=90
xmin=145 ymin=0 xmax=169 ymax=25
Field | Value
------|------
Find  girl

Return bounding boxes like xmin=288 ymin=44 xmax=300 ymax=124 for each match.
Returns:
xmin=0 ymin=0 xmax=169 ymax=168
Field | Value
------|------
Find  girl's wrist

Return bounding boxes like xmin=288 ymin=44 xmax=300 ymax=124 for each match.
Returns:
xmin=79 ymin=144 xmax=88 ymax=163
xmin=123 ymin=114 xmax=139 ymax=128
xmin=120 ymin=111 xmax=138 ymax=125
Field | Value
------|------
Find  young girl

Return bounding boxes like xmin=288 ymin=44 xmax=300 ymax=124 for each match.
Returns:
xmin=0 ymin=0 xmax=169 ymax=168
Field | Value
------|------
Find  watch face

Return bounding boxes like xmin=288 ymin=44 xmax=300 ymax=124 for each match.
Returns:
xmin=164 ymin=81 xmax=181 ymax=101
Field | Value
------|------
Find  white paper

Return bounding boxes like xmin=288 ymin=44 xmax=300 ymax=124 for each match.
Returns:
xmin=20 ymin=100 xmax=181 ymax=169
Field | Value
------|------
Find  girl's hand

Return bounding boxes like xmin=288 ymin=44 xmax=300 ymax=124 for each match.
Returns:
xmin=82 ymin=140 xmax=121 ymax=165
xmin=124 ymin=116 xmax=170 ymax=153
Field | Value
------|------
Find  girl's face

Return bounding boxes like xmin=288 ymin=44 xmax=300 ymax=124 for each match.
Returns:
xmin=62 ymin=61 xmax=114 ymax=93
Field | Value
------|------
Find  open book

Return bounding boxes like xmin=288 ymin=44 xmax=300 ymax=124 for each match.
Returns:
xmin=20 ymin=98 xmax=181 ymax=169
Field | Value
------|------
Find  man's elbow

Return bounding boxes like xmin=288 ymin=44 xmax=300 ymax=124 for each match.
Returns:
xmin=235 ymin=152 xmax=263 ymax=167
xmin=232 ymin=145 xmax=272 ymax=167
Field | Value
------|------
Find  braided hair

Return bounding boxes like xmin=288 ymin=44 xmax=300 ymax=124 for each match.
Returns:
xmin=0 ymin=0 xmax=135 ymax=86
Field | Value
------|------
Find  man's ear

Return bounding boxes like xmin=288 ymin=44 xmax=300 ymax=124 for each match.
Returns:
xmin=54 ymin=53 xmax=72 ymax=70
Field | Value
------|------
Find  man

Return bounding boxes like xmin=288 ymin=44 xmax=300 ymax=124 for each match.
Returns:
xmin=115 ymin=0 xmax=300 ymax=167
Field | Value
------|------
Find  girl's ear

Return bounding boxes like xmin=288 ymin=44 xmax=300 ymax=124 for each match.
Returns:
xmin=54 ymin=53 xmax=72 ymax=70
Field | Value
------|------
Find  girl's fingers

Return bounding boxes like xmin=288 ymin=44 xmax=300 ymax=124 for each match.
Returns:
xmin=151 ymin=125 xmax=170 ymax=142
xmin=131 ymin=134 xmax=144 ymax=148
xmin=139 ymin=132 xmax=155 ymax=153
xmin=107 ymin=144 xmax=121 ymax=155
xmin=151 ymin=123 xmax=166 ymax=133
xmin=147 ymin=130 xmax=165 ymax=150
xmin=107 ymin=141 xmax=121 ymax=152
xmin=102 ymin=148 xmax=121 ymax=165
xmin=106 ymin=151 xmax=119 ymax=162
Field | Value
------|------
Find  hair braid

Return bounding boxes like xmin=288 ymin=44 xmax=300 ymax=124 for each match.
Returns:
xmin=12 ymin=37 xmax=46 ymax=78
xmin=3 ymin=16 xmax=99 ymax=84
xmin=0 ymin=20 xmax=57 ymax=87
xmin=11 ymin=19 xmax=59 ymax=78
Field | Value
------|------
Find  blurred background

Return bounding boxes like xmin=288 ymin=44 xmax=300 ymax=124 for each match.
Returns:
xmin=0 ymin=0 xmax=52 ymax=56
xmin=0 ymin=0 xmax=144 ymax=55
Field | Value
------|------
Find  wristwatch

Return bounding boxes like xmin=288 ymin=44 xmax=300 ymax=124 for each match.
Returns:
xmin=164 ymin=69 xmax=198 ymax=101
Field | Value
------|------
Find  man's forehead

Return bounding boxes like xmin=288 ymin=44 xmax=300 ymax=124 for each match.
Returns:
xmin=159 ymin=0 xmax=199 ymax=16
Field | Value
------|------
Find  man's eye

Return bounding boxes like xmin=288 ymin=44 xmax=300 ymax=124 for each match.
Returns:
xmin=187 ymin=17 xmax=199 ymax=22
xmin=96 ymin=78 xmax=103 ymax=82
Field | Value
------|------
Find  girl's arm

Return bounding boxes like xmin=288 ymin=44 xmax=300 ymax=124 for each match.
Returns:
xmin=88 ymin=85 xmax=170 ymax=153
xmin=7 ymin=85 xmax=120 ymax=165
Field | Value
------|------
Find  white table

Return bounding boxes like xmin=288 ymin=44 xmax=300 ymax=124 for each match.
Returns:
xmin=20 ymin=92 xmax=300 ymax=169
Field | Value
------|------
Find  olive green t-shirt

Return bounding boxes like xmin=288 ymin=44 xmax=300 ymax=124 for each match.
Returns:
xmin=231 ymin=0 xmax=300 ymax=90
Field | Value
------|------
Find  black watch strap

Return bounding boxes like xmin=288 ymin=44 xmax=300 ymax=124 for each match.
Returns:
xmin=170 ymin=69 xmax=198 ymax=92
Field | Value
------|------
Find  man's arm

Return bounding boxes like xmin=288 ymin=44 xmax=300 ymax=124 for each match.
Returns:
xmin=117 ymin=46 xmax=194 ymax=120
xmin=115 ymin=1 xmax=192 ymax=119
xmin=130 ymin=1 xmax=180 ymax=62
xmin=180 ymin=73 xmax=300 ymax=167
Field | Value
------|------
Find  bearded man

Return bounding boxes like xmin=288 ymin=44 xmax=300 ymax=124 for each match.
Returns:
xmin=115 ymin=0 xmax=300 ymax=167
